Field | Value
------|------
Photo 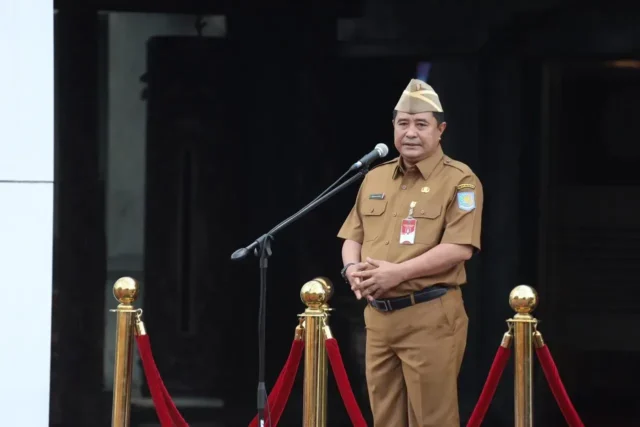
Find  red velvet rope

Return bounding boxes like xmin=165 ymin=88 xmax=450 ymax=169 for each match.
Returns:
xmin=135 ymin=334 xmax=189 ymax=427
xmin=249 ymin=339 xmax=305 ymax=427
xmin=535 ymin=345 xmax=585 ymax=427
xmin=136 ymin=333 xmax=304 ymax=427
xmin=136 ymin=332 xmax=365 ymax=426
xmin=325 ymin=338 xmax=368 ymax=427
xmin=466 ymin=345 xmax=511 ymax=427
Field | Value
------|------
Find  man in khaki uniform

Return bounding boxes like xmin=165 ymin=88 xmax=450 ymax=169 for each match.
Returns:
xmin=337 ymin=79 xmax=483 ymax=426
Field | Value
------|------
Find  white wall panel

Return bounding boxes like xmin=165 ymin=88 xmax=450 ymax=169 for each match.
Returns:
xmin=0 ymin=183 xmax=53 ymax=426
xmin=0 ymin=0 xmax=54 ymax=181
xmin=0 ymin=0 xmax=54 ymax=425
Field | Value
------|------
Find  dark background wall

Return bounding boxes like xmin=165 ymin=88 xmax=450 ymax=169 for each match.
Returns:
xmin=51 ymin=1 xmax=640 ymax=426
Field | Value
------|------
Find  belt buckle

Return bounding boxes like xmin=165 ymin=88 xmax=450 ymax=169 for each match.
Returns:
xmin=372 ymin=299 xmax=392 ymax=312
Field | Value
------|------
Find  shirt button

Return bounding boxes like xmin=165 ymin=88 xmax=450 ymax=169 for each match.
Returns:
xmin=393 ymin=212 xmax=397 ymax=217
xmin=370 ymin=208 xmax=374 ymax=213
xmin=401 ymin=185 xmax=407 ymax=190
xmin=421 ymin=209 xmax=425 ymax=214
xmin=385 ymin=241 xmax=389 ymax=245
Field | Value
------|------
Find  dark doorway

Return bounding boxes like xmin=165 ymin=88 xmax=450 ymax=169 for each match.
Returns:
xmin=539 ymin=59 xmax=640 ymax=426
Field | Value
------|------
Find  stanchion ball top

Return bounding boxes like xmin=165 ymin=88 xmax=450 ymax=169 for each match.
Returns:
xmin=113 ymin=277 xmax=140 ymax=305
xmin=509 ymin=284 xmax=538 ymax=314
xmin=300 ymin=277 xmax=333 ymax=309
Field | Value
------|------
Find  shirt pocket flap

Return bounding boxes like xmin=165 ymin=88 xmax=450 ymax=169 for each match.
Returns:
xmin=413 ymin=204 xmax=442 ymax=219
xmin=361 ymin=200 xmax=388 ymax=216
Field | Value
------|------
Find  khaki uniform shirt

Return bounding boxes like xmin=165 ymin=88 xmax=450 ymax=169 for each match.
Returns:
xmin=337 ymin=145 xmax=483 ymax=298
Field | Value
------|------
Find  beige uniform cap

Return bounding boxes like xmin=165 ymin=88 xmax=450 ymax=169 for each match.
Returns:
xmin=394 ymin=78 xmax=444 ymax=113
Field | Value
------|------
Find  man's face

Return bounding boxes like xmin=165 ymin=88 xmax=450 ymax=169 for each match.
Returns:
xmin=393 ymin=111 xmax=447 ymax=166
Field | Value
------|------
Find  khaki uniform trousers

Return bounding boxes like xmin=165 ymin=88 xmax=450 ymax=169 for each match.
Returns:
xmin=364 ymin=287 xmax=468 ymax=427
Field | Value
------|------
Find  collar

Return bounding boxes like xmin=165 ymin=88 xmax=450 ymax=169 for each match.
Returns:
xmin=392 ymin=145 xmax=444 ymax=180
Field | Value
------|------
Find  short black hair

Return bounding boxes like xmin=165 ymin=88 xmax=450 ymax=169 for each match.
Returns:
xmin=392 ymin=109 xmax=445 ymax=125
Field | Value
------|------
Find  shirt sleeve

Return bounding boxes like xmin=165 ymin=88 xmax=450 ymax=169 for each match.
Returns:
xmin=440 ymin=174 xmax=483 ymax=252
xmin=337 ymin=175 xmax=367 ymax=244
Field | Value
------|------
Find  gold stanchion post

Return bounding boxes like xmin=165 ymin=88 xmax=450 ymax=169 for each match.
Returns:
xmin=299 ymin=277 xmax=333 ymax=427
xmin=110 ymin=277 xmax=140 ymax=427
xmin=508 ymin=284 xmax=539 ymax=427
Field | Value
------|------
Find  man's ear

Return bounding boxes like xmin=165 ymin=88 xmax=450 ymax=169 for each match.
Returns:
xmin=438 ymin=121 xmax=447 ymax=134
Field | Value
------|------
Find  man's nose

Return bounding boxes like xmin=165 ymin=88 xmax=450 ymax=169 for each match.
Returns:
xmin=405 ymin=127 xmax=418 ymax=137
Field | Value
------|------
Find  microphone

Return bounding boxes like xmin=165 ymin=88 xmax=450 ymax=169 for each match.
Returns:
xmin=349 ymin=143 xmax=389 ymax=172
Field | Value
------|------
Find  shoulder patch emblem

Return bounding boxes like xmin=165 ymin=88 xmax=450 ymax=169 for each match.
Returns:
xmin=457 ymin=191 xmax=476 ymax=211
xmin=456 ymin=183 xmax=475 ymax=190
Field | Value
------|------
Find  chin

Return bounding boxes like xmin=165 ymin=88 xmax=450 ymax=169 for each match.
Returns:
xmin=401 ymin=149 xmax=424 ymax=159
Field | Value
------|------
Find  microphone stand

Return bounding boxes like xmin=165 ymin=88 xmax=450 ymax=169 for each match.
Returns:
xmin=230 ymin=166 xmax=370 ymax=427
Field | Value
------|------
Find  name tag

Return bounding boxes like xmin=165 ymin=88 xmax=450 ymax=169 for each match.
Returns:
xmin=400 ymin=218 xmax=417 ymax=245
xmin=369 ymin=193 xmax=385 ymax=200
xmin=400 ymin=201 xmax=418 ymax=245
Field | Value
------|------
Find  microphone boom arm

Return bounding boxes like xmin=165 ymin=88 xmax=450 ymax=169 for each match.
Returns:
xmin=231 ymin=167 xmax=368 ymax=260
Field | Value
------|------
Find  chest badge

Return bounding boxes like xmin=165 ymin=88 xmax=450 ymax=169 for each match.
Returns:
xmin=421 ymin=186 xmax=430 ymax=193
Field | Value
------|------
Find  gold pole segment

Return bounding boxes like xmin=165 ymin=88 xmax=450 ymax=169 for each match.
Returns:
xmin=299 ymin=277 xmax=333 ymax=427
xmin=110 ymin=277 xmax=140 ymax=427
xmin=508 ymin=284 xmax=539 ymax=427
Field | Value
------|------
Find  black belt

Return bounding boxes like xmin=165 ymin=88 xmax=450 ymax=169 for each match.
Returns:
xmin=369 ymin=285 xmax=451 ymax=312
